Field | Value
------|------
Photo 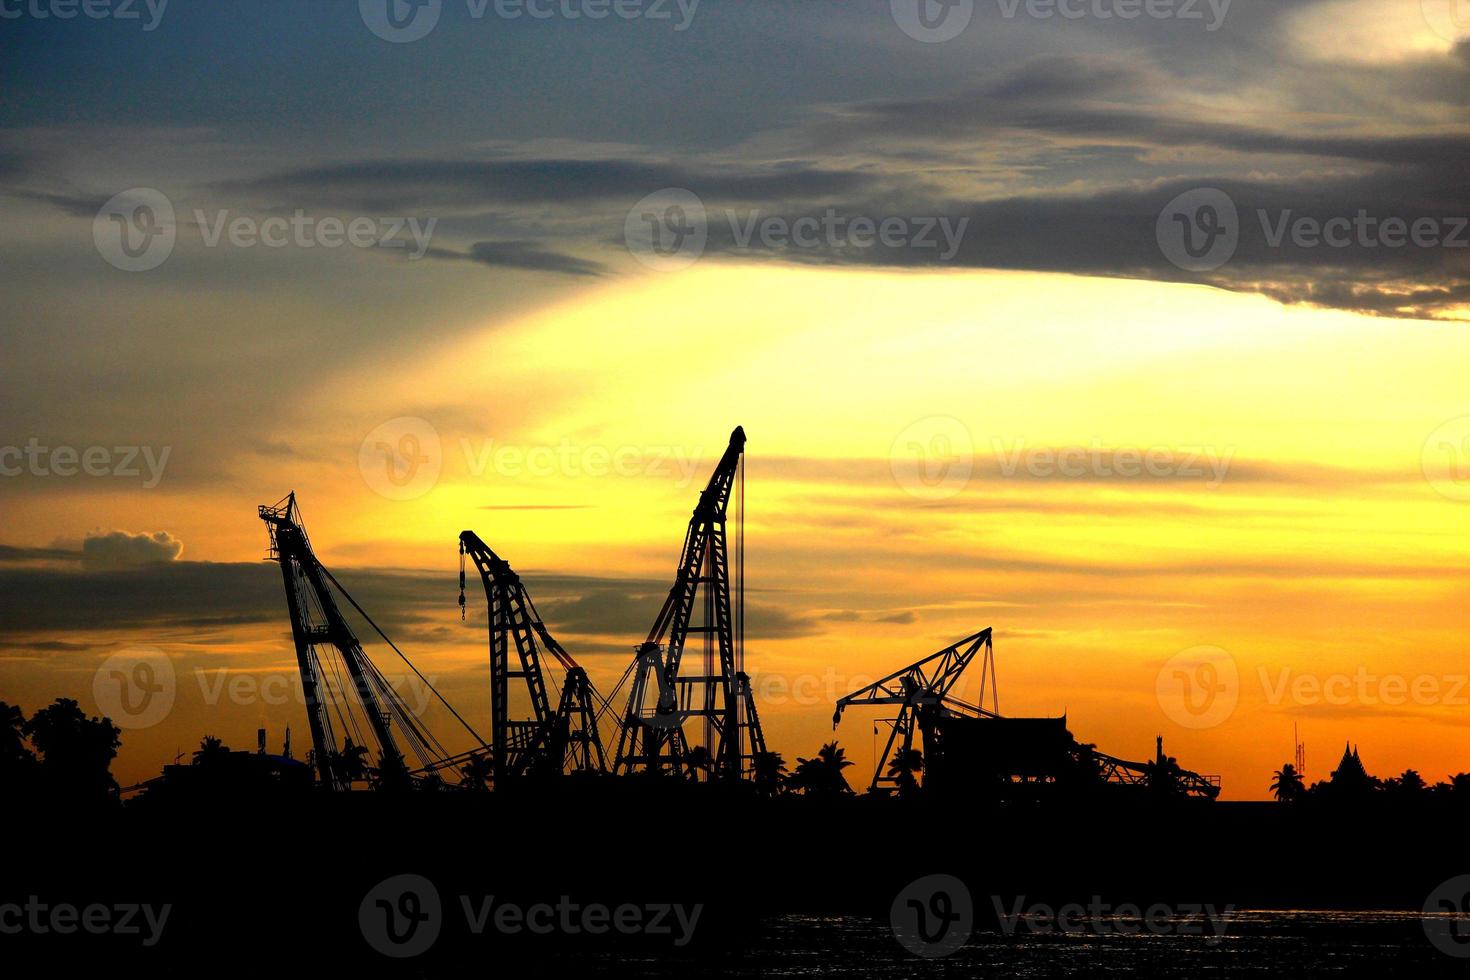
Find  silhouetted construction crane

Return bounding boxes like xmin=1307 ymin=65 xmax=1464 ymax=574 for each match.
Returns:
xmin=833 ymin=628 xmax=998 ymax=794
xmin=260 ymin=493 xmax=487 ymax=790
xmin=835 ymin=628 xmax=1219 ymax=798
xmin=613 ymin=426 xmax=767 ymax=781
xmin=458 ymin=530 xmax=607 ymax=782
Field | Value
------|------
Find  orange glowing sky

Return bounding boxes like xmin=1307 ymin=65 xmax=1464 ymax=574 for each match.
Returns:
xmin=5 ymin=264 xmax=1470 ymax=796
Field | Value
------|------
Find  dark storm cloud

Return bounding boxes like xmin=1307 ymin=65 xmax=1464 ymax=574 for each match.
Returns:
xmin=0 ymin=560 xmax=289 ymax=635
xmin=215 ymin=158 xmax=887 ymax=212
xmin=174 ymin=46 xmax=1466 ymax=320
xmin=5 ymin=9 xmax=1466 ymax=322
xmin=4 ymin=188 xmax=111 ymax=218
xmin=423 ymin=240 xmax=609 ymax=277
xmin=535 ymin=587 xmax=820 ymax=642
xmin=698 ymin=172 xmax=1470 ymax=319
xmin=0 ymin=546 xmax=802 ymax=649
xmin=0 ymin=544 xmax=82 ymax=563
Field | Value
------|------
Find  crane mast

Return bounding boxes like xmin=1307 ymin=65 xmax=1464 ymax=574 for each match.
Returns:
xmin=459 ymin=530 xmax=606 ymax=783
xmin=614 ymin=426 xmax=767 ymax=781
xmin=259 ymin=493 xmax=427 ymax=790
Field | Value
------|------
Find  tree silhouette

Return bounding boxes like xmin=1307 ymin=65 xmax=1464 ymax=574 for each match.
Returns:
xmin=887 ymin=747 xmax=924 ymax=797
xmin=1 ymin=701 xmax=28 ymax=762
xmin=192 ymin=735 xmax=229 ymax=766
xmin=0 ymin=701 xmax=38 ymax=794
xmin=1143 ymin=753 xmax=1185 ymax=798
xmin=752 ymin=751 xmax=788 ymax=797
xmin=1270 ymin=763 xmax=1305 ymax=803
xmin=330 ymin=739 xmax=370 ymax=784
xmin=23 ymin=698 xmax=121 ymax=805
xmin=790 ymin=741 xmax=855 ymax=797
xmin=459 ymin=752 xmax=493 ymax=791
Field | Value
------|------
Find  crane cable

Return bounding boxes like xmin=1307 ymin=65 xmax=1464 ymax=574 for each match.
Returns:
xmin=318 ymin=563 xmax=488 ymax=751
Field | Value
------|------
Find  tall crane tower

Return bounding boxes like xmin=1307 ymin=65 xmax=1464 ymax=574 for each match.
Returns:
xmin=614 ymin=426 xmax=767 ymax=781
xmin=260 ymin=493 xmax=472 ymax=789
xmin=459 ymin=530 xmax=607 ymax=782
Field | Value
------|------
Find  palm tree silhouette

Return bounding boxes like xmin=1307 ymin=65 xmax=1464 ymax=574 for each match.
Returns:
xmin=331 ymin=739 xmax=370 ymax=784
xmin=887 ymin=747 xmax=924 ymax=797
xmin=0 ymin=701 xmax=27 ymax=763
xmin=792 ymin=741 xmax=855 ymax=797
xmin=1144 ymin=754 xmax=1184 ymax=797
xmin=192 ymin=735 xmax=228 ymax=766
xmin=1270 ymin=762 xmax=1305 ymax=802
xmin=752 ymin=751 xmax=788 ymax=796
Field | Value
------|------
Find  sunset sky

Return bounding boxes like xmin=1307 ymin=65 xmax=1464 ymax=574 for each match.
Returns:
xmin=2 ymin=1 xmax=1468 ymax=797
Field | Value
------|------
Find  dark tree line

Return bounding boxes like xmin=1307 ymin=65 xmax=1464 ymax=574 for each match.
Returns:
xmin=1 ymin=699 xmax=122 ymax=806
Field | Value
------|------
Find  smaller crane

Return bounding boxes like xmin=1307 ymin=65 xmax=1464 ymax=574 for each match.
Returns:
xmin=833 ymin=628 xmax=997 ymax=794
xmin=459 ymin=531 xmax=607 ymax=783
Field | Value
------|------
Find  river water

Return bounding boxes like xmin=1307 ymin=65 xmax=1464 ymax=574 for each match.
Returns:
xmin=571 ymin=909 xmax=1469 ymax=977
